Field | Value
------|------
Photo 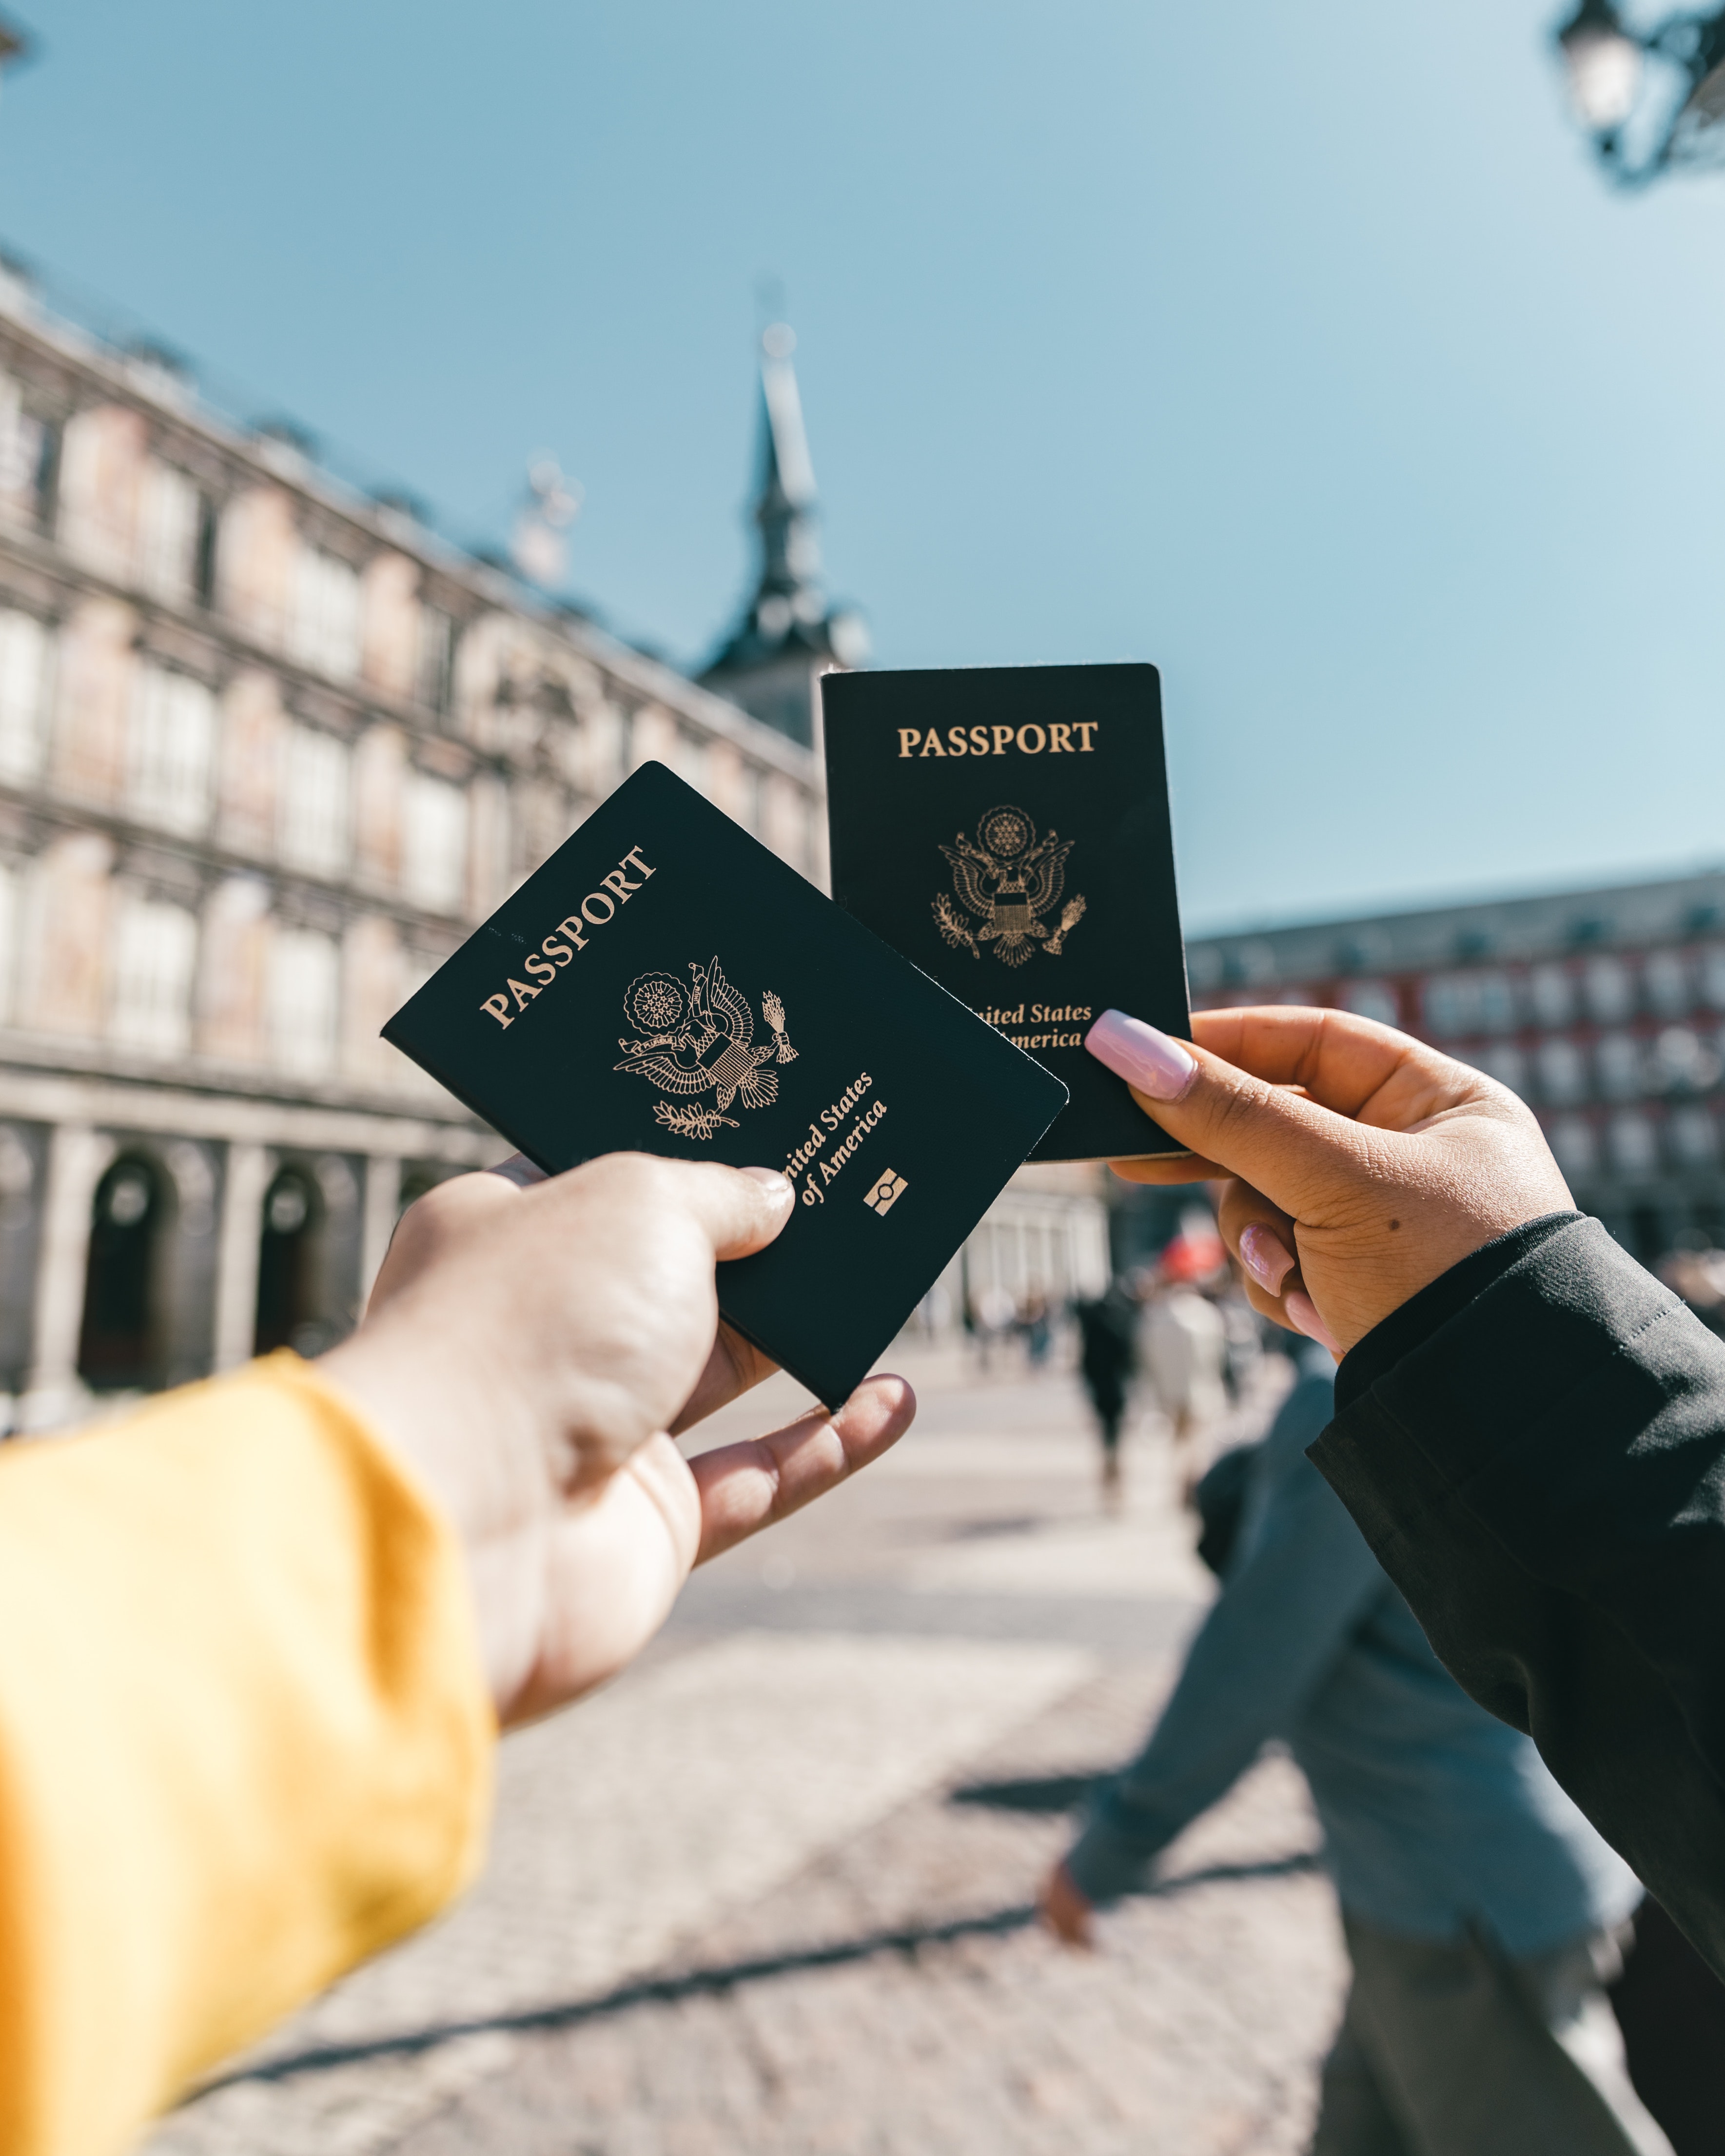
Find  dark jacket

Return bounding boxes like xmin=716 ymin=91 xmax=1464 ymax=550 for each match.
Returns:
xmin=1311 ymin=1212 xmax=1725 ymax=1977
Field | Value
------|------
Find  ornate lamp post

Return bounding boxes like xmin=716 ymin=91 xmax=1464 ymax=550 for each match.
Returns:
xmin=1553 ymin=0 xmax=1725 ymax=184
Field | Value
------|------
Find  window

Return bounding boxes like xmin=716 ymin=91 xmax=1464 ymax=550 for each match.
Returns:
xmin=109 ymin=896 xmax=197 ymax=1056
xmin=137 ymin=463 xmax=202 ymax=603
xmin=1548 ymin=1115 xmax=1597 ymax=1178
xmin=267 ymin=926 xmax=339 ymax=1076
xmin=1668 ymin=1106 xmax=1720 ymax=1168
xmin=1595 ymin=1032 xmax=1644 ymax=1101
xmin=1340 ymin=980 xmax=1399 ymax=1027
xmin=1474 ymin=972 xmax=1518 ymax=1034
xmin=1472 ymin=1042 xmax=1527 ymax=1096
xmin=193 ymin=495 xmax=219 ymax=608
xmin=1529 ymin=963 xmax=1574 ymax=1028
xmin=278 ymin=726 xmax=351 ymax=877
xmin=401 ymin=771 xmax=467 ymax=914
xmin=1699 ymin=946 xmax=1725 ymax=1013
xmin=1607 ymin=1110 xmax=1658 ymax=1178
xmin=0 ymin=610 xmax=51 ymax=784
xmin=1535 ymin=1037 xmax=1588 ymax=1106
xmin=1584 ymin=956 xmax=1635 ymax=1025
xmin=1229 ymin=941 xmax=1278 ymax=987
xmin=1423 ymin=974 xmax=1473 ymax=1039
xmin=1645 ymin=949 xmax=1691 ymax=1020
xmin=0 ymin=372 xmax=52 ymax=531
xmin=128 ymin=666 xmax=215 ymax=835
xmin=291 ymin=546 xmax=362 ymax=679
xmin=415 ymin=604 xmax=455 ymax=716
xmin=1428 ymin=968 xmax=1517 ymax=1034
xmin=1651 ymin=1025 xmax=1719 ymax=1096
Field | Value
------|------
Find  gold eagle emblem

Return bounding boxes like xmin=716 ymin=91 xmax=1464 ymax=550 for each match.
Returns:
xmin=614 ymin=959 xmax=796 ymax=1140
xmin=933 ymin=804 xmax=1087 ymax=968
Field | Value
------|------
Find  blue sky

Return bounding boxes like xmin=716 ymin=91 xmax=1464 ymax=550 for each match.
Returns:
xmin=2 ymin=0 xmax=1722 ymax=932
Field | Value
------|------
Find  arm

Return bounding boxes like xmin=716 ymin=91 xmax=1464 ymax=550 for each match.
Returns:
xmin=0 ymin=1155 xmax=915 ymax=2156
xmin=1078 ymin=1001 xmax=1725 ymax=1976
xmin=1064 ymin=1372 xmax=1379 ymax=1903
xmin=1310 ymin=1212 xmax=1725 ymax=1973
xmin=0 ymin=1358 xmax=491 ymax=2156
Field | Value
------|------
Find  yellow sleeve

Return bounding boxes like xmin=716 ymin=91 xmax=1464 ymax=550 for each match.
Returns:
xmin=0 ymin=1352 xmax=495 ymax=2156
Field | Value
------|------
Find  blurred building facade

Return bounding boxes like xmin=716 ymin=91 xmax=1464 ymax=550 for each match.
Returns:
xmin=935 ymin=1160 xmax=1113 ymax=1329
xmin=1188 ymin=868 xmax=1725 ymax=1265
xmin=0 ymin=273 xmax=828 ymax=1429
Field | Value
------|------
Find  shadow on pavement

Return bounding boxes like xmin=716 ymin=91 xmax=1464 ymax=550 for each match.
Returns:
xmin=948 ymin=1771 xmax=1098 ymax=1814
xmin=196 ymin=1851 xmax=1323 ymax=2095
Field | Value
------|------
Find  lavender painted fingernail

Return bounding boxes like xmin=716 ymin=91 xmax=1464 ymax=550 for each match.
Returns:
xmin=1285 ymin=1290 xmax=1341 ymax=1356
xmin=1084 ymin=1010 xmax=1197 ymax=1102
xmin=1239 ymin=1224 xmax=1295 ymax=1294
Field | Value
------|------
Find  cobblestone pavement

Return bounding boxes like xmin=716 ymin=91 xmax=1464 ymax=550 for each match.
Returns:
xmin=149 ymin=1342 xmax=1345 ymax=2156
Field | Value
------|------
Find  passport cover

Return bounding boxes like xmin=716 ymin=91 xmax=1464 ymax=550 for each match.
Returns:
xmin=381 ymin=761 xmax=1067 ymax=1409
xmin=821 ymin=663 xmax=1190 ymax=1162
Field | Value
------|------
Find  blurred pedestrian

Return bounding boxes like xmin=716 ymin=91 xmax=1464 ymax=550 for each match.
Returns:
xmin=1018 ymin=1290 xmax=1052 ymax=1369
xmin=1074 ymin=1276 xmax=1138 ymax=1509
xmin=1041 ymin=1349 xmax=1667 ymax=2156
xmin=1214 ymin=1274 xmax=1264 ymax=1402
xmin=971 ymin=1282 xmax=1019 ymax=1372
xmin=1656 ymin=1246 xmax=1725 ymax=1340
xmin=1141 ymin=1232 xmax=1228 ymax=1494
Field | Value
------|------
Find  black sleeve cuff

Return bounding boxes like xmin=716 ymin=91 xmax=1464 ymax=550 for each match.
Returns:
xmin=1333 ymin=1211 xmax=1581 ymax=1412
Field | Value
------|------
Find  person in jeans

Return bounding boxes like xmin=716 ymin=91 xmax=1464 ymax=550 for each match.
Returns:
xmin=1040 ymin=1345 xmax=1669 ymax=2156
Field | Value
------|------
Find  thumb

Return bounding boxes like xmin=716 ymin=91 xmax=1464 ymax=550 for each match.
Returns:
xmin=1085 ymin=1010 xmax=1375 ymax=1218
xmin=665 ymin=1159 xmax=797 ymax=1262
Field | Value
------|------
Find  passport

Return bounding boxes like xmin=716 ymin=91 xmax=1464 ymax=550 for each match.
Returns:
xmin=821 ymin=662 xmax=1191 ymax=1162
xmin=381 ymin=761 xmax=1067 ymax=1409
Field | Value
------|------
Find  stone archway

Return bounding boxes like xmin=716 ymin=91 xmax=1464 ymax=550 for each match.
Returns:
xmin=77 ymin=1153 xmax=172 ymax=1391
xmin=253 ymin=1165 xmax=324 ymax=1357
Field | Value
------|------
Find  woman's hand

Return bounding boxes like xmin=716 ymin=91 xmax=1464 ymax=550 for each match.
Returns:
xmin=320 ymin=1154 xmax=915 ymax=1725
xmin=1085 ymin=1006 xmax=1573 ymax=1355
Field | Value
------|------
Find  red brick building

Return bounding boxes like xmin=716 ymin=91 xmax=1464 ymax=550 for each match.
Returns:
xmin=1188 ymin=869 xmax=1725 ymax=1264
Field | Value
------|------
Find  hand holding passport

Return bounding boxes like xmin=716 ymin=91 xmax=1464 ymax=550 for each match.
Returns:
xmin=383 ymin=664 xmax=1191 ymax=1410
xmin=324 ymin=1148 xmax=917 ymax=1721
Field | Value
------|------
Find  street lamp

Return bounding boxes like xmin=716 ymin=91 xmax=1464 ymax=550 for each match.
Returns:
xmin=0 ymin=12 xmax=31 ymax=84
xmin=1553 ymin=0 xmax=1725 ymax=185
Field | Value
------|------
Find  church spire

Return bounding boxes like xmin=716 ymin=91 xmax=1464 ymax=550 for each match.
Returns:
xmin=753 ymin=322 xmax=822 ymax=610
xmin=700 ymin=321 xmax=867 ymax=748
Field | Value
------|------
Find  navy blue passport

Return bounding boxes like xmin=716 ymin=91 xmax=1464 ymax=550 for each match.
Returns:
xmin=821 ymin=663 xmax=1191 ymax=1162
xmin=381 ymin=762 xmax=1066 ymax=1409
